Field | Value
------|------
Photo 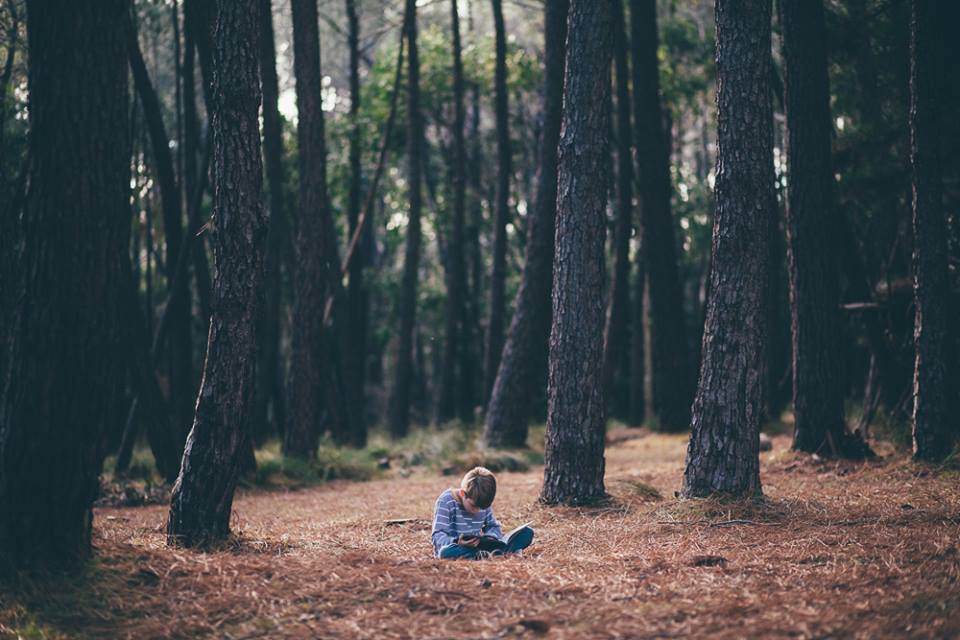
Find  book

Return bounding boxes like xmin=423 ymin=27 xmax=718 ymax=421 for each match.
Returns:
xmin=460 ymin=522 xmax=532 ymax=552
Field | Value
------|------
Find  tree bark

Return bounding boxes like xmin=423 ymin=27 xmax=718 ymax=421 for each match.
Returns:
xmin=252 ymin=0 xmax=287 ymax=445
xmin=167 ymin=0 xmax=266 ymax=547
xmin=483 ymin=0 xmax=511 ymax=400
xmin=909 ymin=0 xmax=951 ymax=462
xmin=387 ymin=0 xmax=423 ymax=439
xmin=436 ymin=0 xmax=469 ymax=426
xmin=781 ymin=0 xmax=871 ymax=458
xmin=681 ymin=0 xmax=773 ymax=498
xmin=602 ymin=0 xmax=634 ymax=405
xmin=630 ymin=0 xmax=692 ymax=432
xmin=484 ymin=0 xmax=568 ymax=448
xmin=1 ymin=0 xmax=129 ymax=568
xmin=540 ymin=0 xmax=612 ymax=506
xmin=343 ymin=0 xmax=368 ymax=446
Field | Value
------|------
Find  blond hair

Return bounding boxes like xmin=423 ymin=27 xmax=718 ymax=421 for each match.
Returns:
xmin=460 ymin=466 xmax=497 ymax=509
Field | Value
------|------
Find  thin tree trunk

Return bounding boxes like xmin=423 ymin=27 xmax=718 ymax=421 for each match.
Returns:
xmin=344 ymin=0 xmax=368 ymax=446
xmin=484 ymin=0 xmax=568 ymax=448
xmin=602 ymin=0 xmax=634 ymax=404
xmin=630 ymin=0 xmax=692 ymax=432
xmin=909 ymin=0 xmax=951 ymax=461
xmin=167 ymin=0 xmax=266 ymax=547
xmin=781 ymin=0 xmax=871 ymax=458
xmin=629 ymin=252 xmax=646 ymax=425
xmin=286 ymin=0 xmax=346 ymax=457
xmin=1 ymin=0 xmax=129 ymax=568
xmin=386 ymin=0 xmax=423 ymax=439
xmin=681 ymin=0 xmax=773 ymax=498
xmin=253 ymin=0 xmax=287 ymax=445
xmin=484 ymin=0 xmax=511 ymax=400
xmin=540 ymin=0 xmax=612 ymax=506
xmin=436 ymin=0 xmax=468 ymax=425
xmin=127 ymin=19 xmax=195 ymax=448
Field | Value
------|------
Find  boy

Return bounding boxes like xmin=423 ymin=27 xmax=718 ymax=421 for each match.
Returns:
xmin=431 ymin=466 xmax=534 ymax=559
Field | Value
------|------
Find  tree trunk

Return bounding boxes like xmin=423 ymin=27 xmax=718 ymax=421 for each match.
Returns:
xmin=167 ymin=0 xmax=266 ymax=547
xmin=681 ymin=0 xmax=773 ymax=499
xmin=540 ymin=0 xmax=612 ymax=506
xmin=343 ymin=0 xmax=368 ymax=446
xmin=629 ymin=253 xmax=646 ymax=425
xmin=483 ymin=0 xmax=511 ymax=400
xmin=252 ymin=0 xmax=287 ymax=445
xmin=781 ymin=0 xmax=870 ymax=458
xmin=286 ymin=0 xmax=350 ymax=457
xmin=909 ymin=0 xmax=951 ymax=462
xmin=0 ymin=0 xmax=129 ymax=568
xmin=630 ymin=0 xmax=692 ymax=432
xmin=602 ymin=0 xmax=634 ymax=407
xmin=127 ymin=19 xmax=195 ymax=449
xmin=387 ymin=0 xmax=423 ymax=439
xmin=483 ymin=0 xmax=568 ymax=448
xmin=436 ymin=0 xmax=469 ymax=426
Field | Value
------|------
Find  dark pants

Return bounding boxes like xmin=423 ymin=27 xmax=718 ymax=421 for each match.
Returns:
xmin=438 ymin=526 xmax=535 ymax=560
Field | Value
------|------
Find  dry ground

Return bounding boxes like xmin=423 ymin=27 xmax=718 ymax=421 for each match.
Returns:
xmin=2 ymin=433 xmax=959 ymax=639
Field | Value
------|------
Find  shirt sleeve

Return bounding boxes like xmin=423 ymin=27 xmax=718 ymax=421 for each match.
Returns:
xmin=431 ymin=495 xmax=457 ymax=554
xmin=483 ymin=509 xmax=503 ymax=540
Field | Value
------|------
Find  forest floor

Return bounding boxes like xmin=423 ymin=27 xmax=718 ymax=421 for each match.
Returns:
xmin=2 ymin=430 xmax=960 ymax=639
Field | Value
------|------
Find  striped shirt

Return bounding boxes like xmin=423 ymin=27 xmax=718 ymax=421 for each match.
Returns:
xmin=431 ymin=488 xmax=503 ymax=557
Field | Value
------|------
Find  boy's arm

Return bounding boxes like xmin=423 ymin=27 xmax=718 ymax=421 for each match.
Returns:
xmin=431 ymin=498 xmax=457 ymax=550
xmin=483 ymin=509 xmax=503 ymax=540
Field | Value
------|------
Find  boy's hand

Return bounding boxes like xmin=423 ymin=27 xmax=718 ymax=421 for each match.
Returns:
xmin=458 ymin=534 xmax=480 ymax=548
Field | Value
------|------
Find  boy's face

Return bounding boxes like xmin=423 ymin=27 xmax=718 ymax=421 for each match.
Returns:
xmin=459 ymin=488 xmax=484 ymax=514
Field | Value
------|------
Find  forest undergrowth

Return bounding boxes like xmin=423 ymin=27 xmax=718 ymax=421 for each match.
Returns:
xmin=2 ymin=430 xmax=959 ymax=639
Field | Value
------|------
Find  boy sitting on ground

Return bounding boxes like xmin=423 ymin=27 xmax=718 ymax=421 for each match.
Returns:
xmin=431 ymin=466 xmax=534 ymax=559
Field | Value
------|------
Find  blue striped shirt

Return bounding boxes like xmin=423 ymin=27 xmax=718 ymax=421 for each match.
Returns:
xmin=431 ymin=488 xmax=503 ymax=557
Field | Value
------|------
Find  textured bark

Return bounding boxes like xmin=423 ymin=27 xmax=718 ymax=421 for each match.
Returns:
xmin=387 ymin=0 xmax=423 ymax=438
xmin=483 ymin=0 xmax=511 ymax=399
xmin=540 ymin=0 xmax=612 ymax=506
xmin=436 ymin=0 xmax=469 ymax=425
xmin=167 ymin=0 xmax=266 ymax=547
xmin=287 ymin=0 xmax=351 ymax=456
xmin=681 ymin=0 xmax=773 ymax=498
xmin=484 ymin=0 xmax=568 ymax=448
xmin=781 ymin=0 xmax=870 ymax=458
xmin=0 ymin=0 xmax=129 ymax=568
xmin=909 ymin=0 xmax=951 ymax=462
xmin=128 ymin=20 xmax=195 ymax=447
xmin=252 ymin=0 xmax=287 ymax=444
xmin=343 ymin=0 xmax=368 ymax=446
xmin=630 ymin=0 xmax=692 ymax=431
xmin=602 ymin=0 xmax=634 ymax=402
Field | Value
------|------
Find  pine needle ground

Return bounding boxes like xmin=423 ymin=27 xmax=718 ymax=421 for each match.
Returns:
xmin=2 ymin=433 xmax=958 ymax=639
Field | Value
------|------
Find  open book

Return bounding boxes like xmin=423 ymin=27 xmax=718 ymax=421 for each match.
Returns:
xmin=460 ymin=522 xmax=532 ymax=552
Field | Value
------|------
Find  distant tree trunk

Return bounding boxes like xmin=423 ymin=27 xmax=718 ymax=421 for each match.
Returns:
xmin=287 ymin=0 xmax=340 ymax=457
xmin=436 ymin=0 xmax=469 ymax=425
xmin=681 ymin=0 xmax=773 ymax=498
xmin=127 ymin=19 xmax=195 ymax=449
xmin=909 ymin=0 xmax=951 ymax=462
xmin=602 ymin=0 xmax=634 ymax=406
xmin=629 ymin=254 xmax=646 ymax=425
xmin=781 ymin=0 xmax=870 ymax=458
xmin=167 ymin=0 xmax=266 ymax=547
xmin=387 ymin=0 xmax=423 ymax=439
xmin=253 ymin=0 xmax=287 ymax=445
xmin=540 ymin=0 xmax=612 ymax=506
xmin=463 ymin=68 xmax=483 ymax=421
xmin=484 ymin=0 xmax=511 ymax=400
xmin=630 ymin=0 xmax=692 ymax=432
xmin=484 ymin=0 xmax=568 ymax=448
xmin=0 ymin=0 xmax=129 ymax=568
xmin=343 ymin=0 xmax=368 ymax=446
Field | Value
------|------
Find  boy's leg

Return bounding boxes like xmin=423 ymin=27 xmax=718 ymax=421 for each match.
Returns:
xmin=438 ymin=544 xmax=481 ymax=560
xmin=505 ymin=526 xmax=534 ymax=554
